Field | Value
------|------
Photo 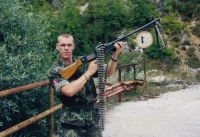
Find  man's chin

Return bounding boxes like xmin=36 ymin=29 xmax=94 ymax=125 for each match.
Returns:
xmin=63 ymin=55 xmax=71 ymax=59
xmin=62 ymin=54 xmax=70 ymax=57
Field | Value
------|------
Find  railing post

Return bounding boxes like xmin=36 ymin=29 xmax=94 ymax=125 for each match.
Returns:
xmin=48 ymin=85 xmax=54 ymax=137
xmin=133 ymin=66 xmax=136 ymax=80
xmin=118 ymin=69 xmax=122 ymax=102
xmin=143 ymin=49 xmax=147 ymax=92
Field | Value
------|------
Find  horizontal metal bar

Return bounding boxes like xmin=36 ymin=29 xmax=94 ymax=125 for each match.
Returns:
xmin=0 ymin=80 xmax=50 ymax=98
xmin=103 ymin=80 xmax=144 ymax=98
xmin=116 ymin=63 xmax=138 ymax=69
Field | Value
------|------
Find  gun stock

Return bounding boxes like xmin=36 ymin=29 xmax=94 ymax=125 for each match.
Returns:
xmin=59 ymin=59 xmax=83 ymax=80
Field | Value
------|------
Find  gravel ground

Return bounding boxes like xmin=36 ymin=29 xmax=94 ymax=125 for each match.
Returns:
xmin=102 ymin=84 xmax=200 ymax=137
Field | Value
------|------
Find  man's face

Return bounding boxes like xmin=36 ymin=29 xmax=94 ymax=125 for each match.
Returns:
xmin=56 ymin=36 xmax=75 ymax=61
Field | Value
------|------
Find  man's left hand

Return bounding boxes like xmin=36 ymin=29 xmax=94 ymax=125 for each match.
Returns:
xmin=113 ymin=41 xmax=124 ymax=56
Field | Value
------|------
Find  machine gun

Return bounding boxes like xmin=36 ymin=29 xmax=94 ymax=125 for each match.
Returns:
xmin=59 ymin=18 xmax=165 ymax=80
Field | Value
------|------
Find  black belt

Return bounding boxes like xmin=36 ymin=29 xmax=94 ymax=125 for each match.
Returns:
xmin=63 ymin=103 xmax=95 ymax=109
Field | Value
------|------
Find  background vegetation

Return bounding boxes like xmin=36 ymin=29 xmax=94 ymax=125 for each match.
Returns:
xmin=0 ymin=0 xmax=55 ymax=136
xmin=0 ymin=0 xmax=200 ymax=136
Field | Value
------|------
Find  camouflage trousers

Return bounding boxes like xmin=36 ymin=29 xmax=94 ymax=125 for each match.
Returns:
xmin=59 ymin=122 xmax=102 ymax=137
xmin=58 ymin=105 xmax=102 ymax=137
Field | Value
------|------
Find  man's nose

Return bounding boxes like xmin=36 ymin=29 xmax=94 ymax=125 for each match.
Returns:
xmin=64 ymin=46 xmax=69 ymax=50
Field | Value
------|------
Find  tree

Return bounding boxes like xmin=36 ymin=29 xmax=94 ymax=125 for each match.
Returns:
xmin=82 ymin=0 xmax=128 ymax=46
xmin=128 ymin=0 xmax=155 ymax=27
xmin=49 ymin=0 xmax=91 ymax=55
xmin=162 ymin=13 xmax=182 ymax=35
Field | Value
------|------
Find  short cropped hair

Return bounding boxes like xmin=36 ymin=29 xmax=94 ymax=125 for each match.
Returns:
xmin=57 ymin=33 xmax=74 ymax=43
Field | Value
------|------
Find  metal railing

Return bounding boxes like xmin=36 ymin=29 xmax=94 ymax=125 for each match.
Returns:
xmin=0 ymin=80 xmax=58 ymax=137
xmin=0 ymin=63 xmax=140 ymax=137
xmin=116 ymin=63 xmax=137 ymax=102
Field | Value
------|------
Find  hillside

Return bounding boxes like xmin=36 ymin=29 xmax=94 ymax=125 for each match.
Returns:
xmin=174 ymin=18 xmax=200 ymax=71
xmin=78 ymin=1 xmax=200 ymax=65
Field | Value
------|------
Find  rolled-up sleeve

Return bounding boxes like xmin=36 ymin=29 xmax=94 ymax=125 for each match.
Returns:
xmin=54 ymin=80 xmax=69 ymax=95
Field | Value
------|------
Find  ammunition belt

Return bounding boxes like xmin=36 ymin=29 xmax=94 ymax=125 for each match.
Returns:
xmin=97 ymin=45 xmax=106 ymax=131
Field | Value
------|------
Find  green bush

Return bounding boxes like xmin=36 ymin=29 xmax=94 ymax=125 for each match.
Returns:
xmin=162 ymin=13 xmax=183 ymax=35
xmin=170 ymin=41 xmax=179 ymax=48
xmin=127 ymin=0 xmax=155 ymax=27
xmin=146 ymin=35 xmax=173 ymax=60
xmin=117 ymin=52 xmax=142 ymax=66
xmin=0 ymin=0 xmax=53 ymax=136
xmin=82 ymin=0 xmax=129 ymax=44
xmin=127 ymin=33 xmax=136 ymax=50
xmin=176 ymin=0 xmax=200 ymax=19
xmin=146 ymin=55 xmax=180 ymax=74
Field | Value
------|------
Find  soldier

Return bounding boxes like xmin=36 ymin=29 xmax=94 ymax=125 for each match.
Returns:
xmin=48 ymin=33 xmax=124 ymax=137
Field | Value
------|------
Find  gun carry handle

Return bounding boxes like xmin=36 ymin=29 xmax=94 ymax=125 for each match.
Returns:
xmin=59 ymin=59 xmax=83 ymax=80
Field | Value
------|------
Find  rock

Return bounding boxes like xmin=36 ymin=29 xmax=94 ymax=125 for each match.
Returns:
xmin=121 ymin=42 xmax=130 ymax=53
xmin=52 ymin=0 xmax=60 ymax=7
xmin=156 ymin=0 xmax=165 ymax=8
xmin=148 ymin=75 xmax=166 ymax=83
xmin=180 ymin=34 xmax=189 ymax=44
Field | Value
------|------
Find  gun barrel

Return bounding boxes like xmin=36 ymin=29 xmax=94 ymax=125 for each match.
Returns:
xmin=105 ymin=18 xmax=160 ymax=52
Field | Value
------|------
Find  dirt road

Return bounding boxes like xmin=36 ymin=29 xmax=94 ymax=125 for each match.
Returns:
xmin=103 ymin=84 xmax=200 ymax=137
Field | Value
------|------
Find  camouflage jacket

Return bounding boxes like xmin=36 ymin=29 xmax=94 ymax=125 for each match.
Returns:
xmin=48 ymin=56 xmax=101 ymax=126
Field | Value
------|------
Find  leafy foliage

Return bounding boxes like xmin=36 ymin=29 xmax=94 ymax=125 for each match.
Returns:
xmin=117 ymin=52 xmax=142 ymax=66
xmin=128 ymin=0 xmax=155 ymax=27
xmin=165 ymin=0 xmax=200 ymax=21
xmin=146 ymin=29 xmax=172 ymax=60
xmin=49 ymin=0 xmax=92 ymax=55
xmin=162 ymin=13 xmax=182 ymax=35
xmin=49 ymin=0 xmax=157 ymax=56
xmin=176 ymin=0 xmax=200 ymax=19
xmin=82 ymin=0 xmax=128 ymax=45
xmin=0 ymin=0 xmax=53 ymax=136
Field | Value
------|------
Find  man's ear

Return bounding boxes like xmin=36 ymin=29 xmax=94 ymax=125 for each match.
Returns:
xmin=56 ymin=43 xmax=58 ymax=49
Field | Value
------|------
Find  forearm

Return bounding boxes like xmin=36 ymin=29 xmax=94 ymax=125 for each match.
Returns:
xmin=107 ymin=41 xmax=124 ymax=76
xmin=107 ymin=54 xmax=118 ymax=76
xmin=61 ymin=72 xmax=91 ymax=97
